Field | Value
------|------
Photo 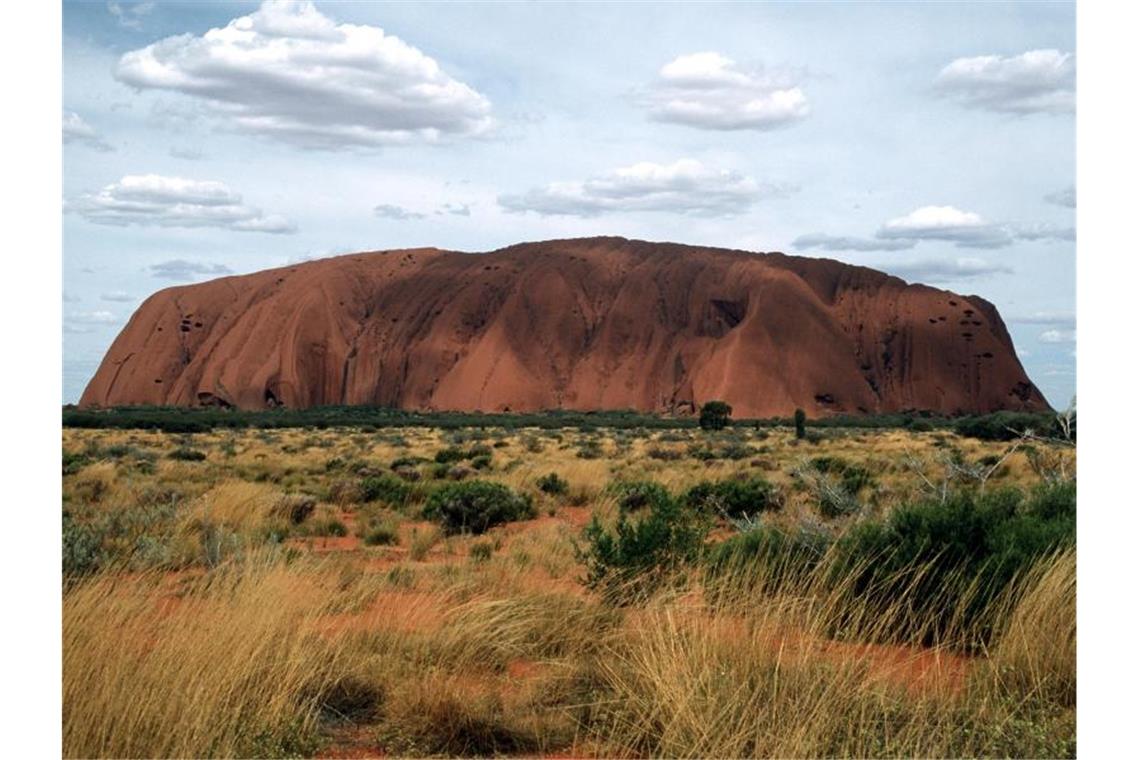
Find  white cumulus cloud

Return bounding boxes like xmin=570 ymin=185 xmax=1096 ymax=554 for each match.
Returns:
xmin=934 ymin=49 xmax=1074 ymax=114
xmin=1009 ymin=311 xmax=1075 ymax=327
xmin=1044 ymin=185 xmax=1076 ymax=208
xmin=374 ymin=204 xmax=426 ymax=221
xmin=499 ymin=159 xmax=780 ymax=217
xmin=65 ymin=310 xmax=122 ymax=333
xmin=797 ymin=205 xmax=1074 ymax=253
xmin=114 ymin=0 xmax=494 ymax=149
xmin=884 ymin=257 xmax=1013 ymax=284
xmin=1009 ymin=222 xmax=1075 ymax=242
xmin=107 ymin=1 xmax=155 ymax=30
xmin=792 ymin=233 xmax=915 ymax=253
xmin=877 ymin=206 xmax=1012 ymax=248
xmin=640 ymin=52 xmax=809 ymax=130
xmin=63 ymin=111 xmax=113 ymax=152
xmin=1039 ymin=328 xmax=1076 ymax=344
xmin=148 ymin=259 xmax=235 ymax=281
xmin=70 ymin=175 xmax=296 ymax=233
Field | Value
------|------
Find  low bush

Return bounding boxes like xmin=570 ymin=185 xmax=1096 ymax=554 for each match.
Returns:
xmin=63 ymin=513 xmax=105 ymax=577
xmin=646 ymin=445 xmax=683 ymax=461
xmin=168 ymin=447 xmax=206 ymax=462
xmin=810 ymin=456 xmax=875 ymax=495
xmin=953 ymin=411 xmax=1064 ymax=442
xmin=706 ymin=523 xmax=832 ymax=593
xmin=578 ymin=492 xmax=709 ymax=599
xmin=423 ymin=481 xmax=536 ymax=535
xmin=390 ymin=456 xmax=428 ymax=470
xmin=683 ymin=476 xmax=780 ymax=518
xmin=536 ymin=472 xmax=569 ymax=496
xmin=576 ymin=440 xmax=603 ymax=459
xmin=608 ymin=480 xmax=672 ymax=513
xmin=434 ymin=447 xmax=467 ymax=464
xmin=834 ymin=481 xmax=1076 ymax=645
xmin=466 ymin=443 xmax=494 ymax=459
xmin=359 ymin=474 xmax=410 ymax=507
xmin=63 ymin=450 xmax=90 ymax=476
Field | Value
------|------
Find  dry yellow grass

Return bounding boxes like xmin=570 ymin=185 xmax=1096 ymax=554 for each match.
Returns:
xmin=61 ymin=424 xmax=1076 ymax=758
xmin=63 ymin=552 xmax=349 ymax=758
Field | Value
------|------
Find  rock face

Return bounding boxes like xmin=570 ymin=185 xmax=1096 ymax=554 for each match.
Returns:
xmin=80 ymin=237 xmax=1048 ymax=417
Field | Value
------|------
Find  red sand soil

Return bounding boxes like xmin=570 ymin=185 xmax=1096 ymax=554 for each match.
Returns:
xmin=79 ymin=236 xmax=1047 ymax=417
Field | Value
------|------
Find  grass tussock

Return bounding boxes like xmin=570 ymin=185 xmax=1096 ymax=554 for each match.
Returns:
xmin=63 ymin=552 xmax=350 ymax=758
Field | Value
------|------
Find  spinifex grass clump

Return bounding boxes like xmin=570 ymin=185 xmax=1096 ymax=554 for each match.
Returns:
xmin=63 ymin=553 xmax=351 ymax=759
xmin=587 ymin=549 xmax=1076 ymax=759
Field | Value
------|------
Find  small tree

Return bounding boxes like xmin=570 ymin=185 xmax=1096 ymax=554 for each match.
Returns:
xmin=699 ymin=401 xmax=732 ymax=431
xmin=794 ymin=408 xmax=807 ymax=439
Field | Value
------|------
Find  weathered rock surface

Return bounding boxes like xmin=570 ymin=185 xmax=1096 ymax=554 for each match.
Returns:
xmin=80 ymin=237 xmax=1048 ymax=417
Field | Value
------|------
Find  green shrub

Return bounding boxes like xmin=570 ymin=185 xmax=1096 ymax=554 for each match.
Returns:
xmin=579 ymin=493 xmax=709 ymax=598
xmin=683 ymin=477 xmax=780 ymax=518
xmin=168 ymin=447 xmax=206 ymax=462
xmin=470 ymin=454 xmax=492 ymax=470
xmin=810 ymin=456 xmax=875 ymax=497
xmin=390 ymin=456 xmax=428 ymax=470
xmin=433 ymin=447 xmax=466 ymax=464
xmin=834 ymin=481 xmax=1075 ymax=645
xmin=647 ymin=446 xmax=683 ymax=461
xmin=953 ymin=411 xmax=1059 ymax=442
xmin=706 ymin=523 xmax=832 ymax=593
xmin=576 ymin=440 xmax=603 ymax=459
xmin=536 ymin=473 xmax=569 ymax=496
xmin=63 ymin=451 xmax=90 ymax=476
xmin=423 ymin=481 xmax=536 ymax=535
xmin=609 ymin=480 xmax=672 ymax=513
xmin=360 ymin=474 xmax=411 ymax=506
xmin=719 ymin=442 xmax=753 ymax=460
xmin=62 ymin=513 xmax=105 ymax=577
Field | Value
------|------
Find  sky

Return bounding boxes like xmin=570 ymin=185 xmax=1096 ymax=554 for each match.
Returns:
xmin=62 ymin=0 xmax=1076 ymax=408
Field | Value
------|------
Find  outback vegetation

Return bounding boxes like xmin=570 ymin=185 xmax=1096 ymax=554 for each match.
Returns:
xmin=62 ymin=410 xmax=1075 ymax=758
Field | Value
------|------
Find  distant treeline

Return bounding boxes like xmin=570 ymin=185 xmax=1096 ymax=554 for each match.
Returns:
xmin=61 ymin=404 xmax=1070 ymax=441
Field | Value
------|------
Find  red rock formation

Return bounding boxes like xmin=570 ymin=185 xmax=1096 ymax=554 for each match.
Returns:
xmin=79 ymin=237 xmax=1048 ymax=417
